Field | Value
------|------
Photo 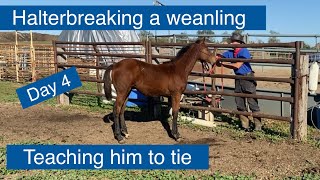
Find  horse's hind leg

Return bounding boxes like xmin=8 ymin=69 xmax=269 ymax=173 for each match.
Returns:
xmin=113 ymin=94 xmax=128 ymax=144
xmin=113 ymin=86 xmax=132 ymax=143
xmin=113 ymin=103 xmax=123 ymax=143
xmin=120 ymin=97 xmax=129 ymax=138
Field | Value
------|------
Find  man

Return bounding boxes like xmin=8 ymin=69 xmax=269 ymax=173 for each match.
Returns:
xmin=216 ymin=32 xmax=263 ymax=131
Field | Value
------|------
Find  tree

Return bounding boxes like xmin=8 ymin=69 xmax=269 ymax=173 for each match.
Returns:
xmin=138 ymin=30 xmax=154 ymax=41
xmin=268 ymin=30 xmax=280 ymax=43
xmin=257 ymin=39 xmax=264 ymax=44
xmin=178 ymin=32 xmax=189 ymax=42
xmin=249 ymin=39 xmax=264 ymax=44
xmin=221 ymin=31 xmax=229 ymax=43
xmin=302 ymin=42 xmax=312 ymax=49
xmin=196 ymin=30 xmax=215 ymax=42
xmin=232 ymin=30 xmax=244 ymax=35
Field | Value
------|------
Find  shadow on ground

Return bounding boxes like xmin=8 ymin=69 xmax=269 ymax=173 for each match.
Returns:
xmin=102 ymin=105 xmax=176 ymax=140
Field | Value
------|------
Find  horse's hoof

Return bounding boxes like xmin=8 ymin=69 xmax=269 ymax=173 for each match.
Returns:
xmin=173 ymin=134 xmax=182 ymax=142
xmin=172 ymin=133 xmax=181 ymax=142
xmin=123 ymin=133 xmax=130 ymax=139
xmin=118 ymin=139 xmax=126 ymax=144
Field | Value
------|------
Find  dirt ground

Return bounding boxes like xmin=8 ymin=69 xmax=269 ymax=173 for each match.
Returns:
xmin=1 ymin=103 xmax=320 ymax=179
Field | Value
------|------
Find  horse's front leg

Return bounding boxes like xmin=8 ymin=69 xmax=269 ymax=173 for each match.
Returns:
xmin=120 ymin=97 xmax=129 ymax=138
xmin=171 ymin=93 xmax=182 ymax=141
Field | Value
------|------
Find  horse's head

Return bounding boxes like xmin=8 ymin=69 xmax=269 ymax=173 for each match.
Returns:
xmin=195 ymin=38 xmax=216 ymax=65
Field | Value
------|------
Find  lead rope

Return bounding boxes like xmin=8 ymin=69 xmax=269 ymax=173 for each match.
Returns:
xmin=201 ymin=53 xmax=225 ymax=105
xmin=201 ymin=61 xmax=213 ymax=103
xmin=201 ymin=49 xmax=222 ymax=104
xmin=220 ymin=62 xmax=224 ymax=92
xmin=215 ymin=53 xmax=224 ymax=105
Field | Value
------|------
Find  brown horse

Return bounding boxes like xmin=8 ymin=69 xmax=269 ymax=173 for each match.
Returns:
xmin=103 ymin=38 xmax=216 ymax=143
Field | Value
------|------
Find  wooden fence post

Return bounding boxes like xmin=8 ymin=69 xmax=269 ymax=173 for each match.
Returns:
xmin=93 ymin=45 xmax=102 ymax=105
xmin=30 ymin=31 xmax=36 ymax=82
xmin=296 ymin=55 xmax=309 ymax=141
xmin=15 ymin=31 xmax=19 ymax=82
xmin=53 ymin=41 xmax=70 ymax=105
xmin=291 ymin=41 xmax=308 ymax=141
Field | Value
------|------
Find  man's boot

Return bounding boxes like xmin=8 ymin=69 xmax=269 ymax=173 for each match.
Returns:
xmin=239 ymin=115 xmax=250 ymax=130
xmin=253 ymin=117 xmax=263 ymax=131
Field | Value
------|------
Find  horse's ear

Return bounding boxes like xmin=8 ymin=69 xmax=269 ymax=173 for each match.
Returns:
xmin=196 ymin=37 xmax=206 ymax=44
xmin=202 ymin=37 xmax=206 ymax=42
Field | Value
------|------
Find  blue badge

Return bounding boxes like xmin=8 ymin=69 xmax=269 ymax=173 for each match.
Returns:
xmin=6 ymin=144 xmax=209 ymax=170
xmin=16 ymin=67 xmax=82 ymax=109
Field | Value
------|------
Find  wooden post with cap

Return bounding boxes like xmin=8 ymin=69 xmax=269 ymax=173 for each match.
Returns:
xmin=291 ymin=41 xmax=308 ymax=141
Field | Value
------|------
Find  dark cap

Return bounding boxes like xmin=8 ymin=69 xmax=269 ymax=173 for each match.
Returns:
xmin=230 ymin=32 xmax=245 ymax=44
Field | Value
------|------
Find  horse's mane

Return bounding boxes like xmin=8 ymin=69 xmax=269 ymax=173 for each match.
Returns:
xmin=174 ymin=43 xmax=193 ymax=60
xmin=163 ymin=42 xmax=194 ymax=64
xmin=164 ymin=39 xmax=208 ymax=63
xmin=162 ymin=39 xmax=206 ymax=64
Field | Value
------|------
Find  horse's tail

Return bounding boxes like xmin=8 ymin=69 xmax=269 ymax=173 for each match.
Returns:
xmin=103 ymin=64 xmax=114 ymax=101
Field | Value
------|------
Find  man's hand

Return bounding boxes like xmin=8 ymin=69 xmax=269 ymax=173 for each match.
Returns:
xmin=215 ymin=54 xmax=223 ymax=67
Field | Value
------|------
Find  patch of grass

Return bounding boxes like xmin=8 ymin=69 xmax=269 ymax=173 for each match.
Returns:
xmin=0 ymin=81 xmax=103 ymax=112
xmin=4 ymin=169 xmax=256 ymax=180
xmin=11 ymin=139 xmax=56 ymax=145
xmin=0 ymin=81 xmax=144 ymax=120
xmin=0 ymin=167 xmax=19 ymax=177
xmin=67 ymin=82 xmax=144 ymax=113
xmin=302 ymin=173 xmax=320 ymax=180
xmin=307 ymin=138 xmax=320 ymax=149
xmin=0 ymin=140 xmax=59 ymax=178
xmin=284 ymin=173 xmax=320 ymax=180
xmin=0 ymin=81 xmax=23 ymax=102
xmin=0 ymin=147 xmax=5 ymax=165
xmin=306 ymin=126 xmax=320 ymax=149
xmin=0 ymin=81 xmax=56 ymax=105
xmin=176 ymin=109 xmax=298 ymax=143
xmin=214 ymin=114 xmax=294 ymax=142
xmin=175 ymin=111 xmax=249 ymax=140
xmin=67 ymin=94 xmax=111 ymax=113
xmin=0 ymin=146 xmax=19 ymax=177
xmin=43 ymin=82 xmax=103 ymax=109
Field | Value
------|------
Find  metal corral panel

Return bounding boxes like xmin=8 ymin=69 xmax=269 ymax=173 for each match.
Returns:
xmin=213 ymin=85 xmax=319 ymax=118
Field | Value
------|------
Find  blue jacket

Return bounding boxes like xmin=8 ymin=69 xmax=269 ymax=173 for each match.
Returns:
xmin=222 ymin=48 xmax=253 ymax=75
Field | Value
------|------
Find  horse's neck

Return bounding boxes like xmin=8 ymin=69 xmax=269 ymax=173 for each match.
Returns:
xmin=173 ymin=45 xmax=199 ymax=77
